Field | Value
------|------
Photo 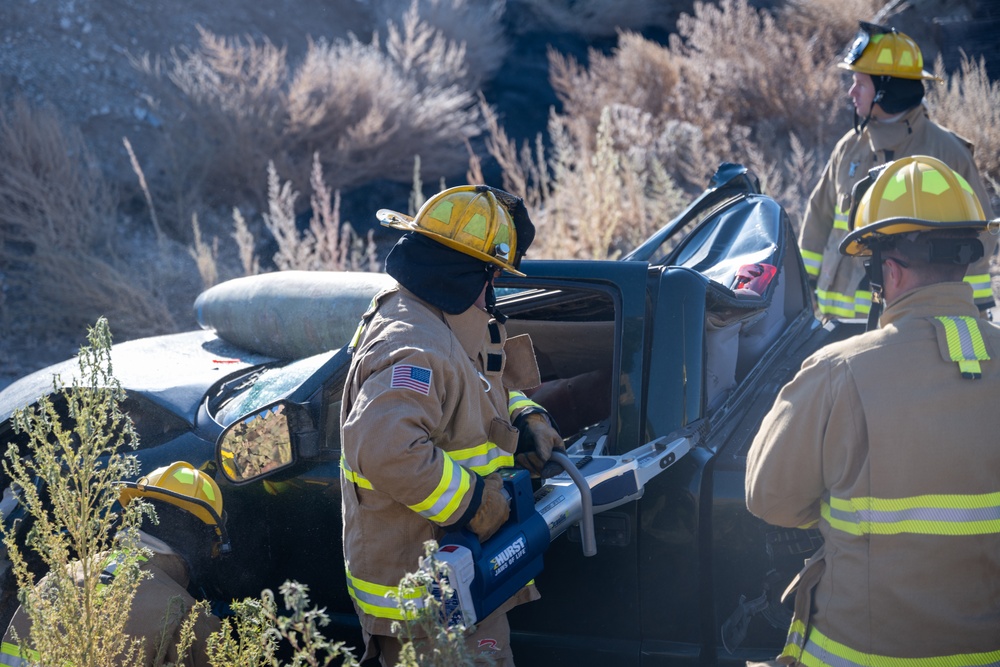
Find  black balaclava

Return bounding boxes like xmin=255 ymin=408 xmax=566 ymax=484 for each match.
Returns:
xmin=875 ymin=76 xmax=925 ymax=114
xmin=385 ymin=232 xmax=493 ymax=314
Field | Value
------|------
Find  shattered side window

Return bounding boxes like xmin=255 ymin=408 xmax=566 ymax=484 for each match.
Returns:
xmin=210 ymin=351 xmax=336 ymax=427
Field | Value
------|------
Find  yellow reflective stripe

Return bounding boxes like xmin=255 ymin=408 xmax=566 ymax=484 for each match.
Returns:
xmin=963 ymin=272 xmax=993 ymax=300
xmin=833 ymin=206 xmax=850 ymax=231
xmin=341 ymin=456 xmax=374 ymax=490
xmin=348 ymin=296 xmax=379 ymax=352
xmin=449 ymin=442 xmax=514 ymax=476
xmin=507 ymin=390 xmax=541 ymax=416
xmin=800 ymin=624 xmax=1000 ymax=667
xmin=408 ymin=458 xmax=472 ymax=524
xmin=801 ymin=249 xmax=822 ymax=277
xmin=0 ymin=642 xmax=37 ymax=667
xmin=345 ymin=566 xmax=424 ymax=621
xmin=936 ymin=315 xmax=990 ymax=377
xmin=779 ymin=619 xmax=807 ymax=662
xmin=348 ymin=321 xmax=365 ymax=351
xmin=823 ymin=492 xmax=1000 ymax=536
xmin=815 ymin=289 xmax=871 ymax=318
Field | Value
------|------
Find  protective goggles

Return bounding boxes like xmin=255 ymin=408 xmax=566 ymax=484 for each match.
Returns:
xmin=843 ymin=22 xmax=894 ymax=65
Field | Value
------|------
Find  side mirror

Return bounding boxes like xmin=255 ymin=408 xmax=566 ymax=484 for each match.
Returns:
xmin=217 ymin=400 xmax=297 ymax=484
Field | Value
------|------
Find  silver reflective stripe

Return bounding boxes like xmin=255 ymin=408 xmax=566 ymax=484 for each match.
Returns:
xmin=449 ymin=443 xmax=514 ymax=476
xmin=406 ymin=457 xmax=471 ymax=524
xmin=802 ymin=626 xmax=1000 ymax=667
xmin=937 ymin=316 xmax=988 ymax=361
xmin=829 ymin=504 xmax=1000 ymax=524
xmin=0 ymin=642 xmax=34 ymax=667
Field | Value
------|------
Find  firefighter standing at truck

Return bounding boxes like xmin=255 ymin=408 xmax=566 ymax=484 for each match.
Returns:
xmin=1 ymin=462 xmax=226 ymax=667
xmin=746 ymin=156 xmax=1000 ymax=665
xmin=340 ymin=185 xmax=562 ymax=666
xmin=798 ymin=21 xmax=995 ymax=321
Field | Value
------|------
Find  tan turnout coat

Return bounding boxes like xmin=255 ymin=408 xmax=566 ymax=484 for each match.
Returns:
xmin=799 ymin=105 xmax=996 ymax=319
xmin=340 ymin=285 xmax=541 ymax=637
xmin=746 ymin=282 xmax=1000 ymax=663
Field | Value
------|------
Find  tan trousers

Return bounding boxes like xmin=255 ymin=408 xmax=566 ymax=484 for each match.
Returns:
xmin=362 ymin=610 xmax=514 ymax=667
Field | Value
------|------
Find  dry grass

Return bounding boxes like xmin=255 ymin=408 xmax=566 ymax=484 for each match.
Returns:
xmin=482 ymin=100 xmax=687 ymax=260
xmin=0 ymin=98 xmax=175 ymax=341
xmin=508 ymin=0 xmax=916 ymax=237
xmin=218 ymin=154 xmax=378 ymax=285
xmin=4 ymin=0 xmax=999 ymax=367
xmin=926 ymin=54 xmax=1000 ymax=210
xmin=135 ymin=2 xmax=485 ymax=233
xmin=370 ymin=0 xmax=509 ymax=84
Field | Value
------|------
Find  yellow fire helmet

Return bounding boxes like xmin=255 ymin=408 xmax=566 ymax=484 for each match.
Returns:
xmin=119 ymin=461 xmax=228 ymax=549
xmin=840 ymin=155 xmax=988 ymax=257
xmin=377 ymin=185 xmax=524 ymax=276
xmin=838 ymin=22 xmax=941 ymax=82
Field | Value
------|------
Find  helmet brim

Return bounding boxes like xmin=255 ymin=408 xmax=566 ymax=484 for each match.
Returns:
xmin=840 ymin=217 xmax=989 ymax=256
xmin=836 ymin=60 xmax=943 ymax=83
xmin=377 ymin=208 xmax=526 ymax=277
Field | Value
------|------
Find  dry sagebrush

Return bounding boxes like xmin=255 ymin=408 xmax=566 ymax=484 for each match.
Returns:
xmin=926 ymin=54 xmax=1000 ymax=210
xmin=0 ymin=99 xmax=175 ymax=341
xmin=488 ymin=0 xmax=985 ymax=251
xmin=136 ymin=0 xmax=486 ymax=231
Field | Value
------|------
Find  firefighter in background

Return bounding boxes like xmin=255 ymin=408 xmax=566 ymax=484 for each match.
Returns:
xmin=340 ymin=185 xmax=562 ymax=666
xmin=746 ymin=156 xmax=1000 ymax=665
xmin=799 ymin=21 xmax=995 ymax=321
xmin=2 ymin=462 xmax=226 ymax=667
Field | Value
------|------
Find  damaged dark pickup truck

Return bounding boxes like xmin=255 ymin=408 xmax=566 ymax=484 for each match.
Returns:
xmin=0 ymin=164 xmax=862 ymax=665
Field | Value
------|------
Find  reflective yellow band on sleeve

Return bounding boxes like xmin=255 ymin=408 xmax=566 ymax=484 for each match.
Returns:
xmin=408 ymin=458 xmax=472 ymax=524
xmin=801 ymin=249 xmax=822 ymax=277
xmin=816 ymin=289 xmax=871 ymax=318
xmin=823 ymin=492 xmax=1000 ymax=536
xmin=963 ymin=272 xmax=994 ymax=301
xmin=778 ymin=619 xmax=807 ymax=663
xmin=507 ymin=390 xmax=542 ymax=417
xmin=449 ymin=442 xmax=514 ymax=476
xmin=833 ymin=206 xmax=850 ymax=231
xmin=799 ymin=624 xmax=1000 ymax=666
xmin=341 ymin=456 xmax=374 ymax=490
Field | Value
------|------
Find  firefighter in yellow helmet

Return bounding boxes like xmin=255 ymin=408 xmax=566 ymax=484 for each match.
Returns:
xmin=746 ymin=156 xmax=1000 ymax=665
xmin=341 ymin=185 xmax=561 ymax=666
xmin=2 ymin=462 xmax=225 ymax=667
xmin=798 ymin=21 xmax=995 ymax=322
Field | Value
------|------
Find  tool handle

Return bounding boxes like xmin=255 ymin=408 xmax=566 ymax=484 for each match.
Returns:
xmin=548 ymin=451 xmax=596 ymax=557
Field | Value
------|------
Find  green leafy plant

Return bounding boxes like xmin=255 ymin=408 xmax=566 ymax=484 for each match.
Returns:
xmin=1 ymin=317 xmax=153 ymax=666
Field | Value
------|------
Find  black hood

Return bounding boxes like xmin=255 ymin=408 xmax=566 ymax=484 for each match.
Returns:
xmin=385 ymin=233 xmax=492 ymax=314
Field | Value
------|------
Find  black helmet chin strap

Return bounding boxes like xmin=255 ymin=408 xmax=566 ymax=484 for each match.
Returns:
xmin=484 ymin=267 xmax=507 ymax=324
xmin=865 ymin=246 xmax=886 ymax=331
xmin=854 ymin=85 xmax=886 ymax=135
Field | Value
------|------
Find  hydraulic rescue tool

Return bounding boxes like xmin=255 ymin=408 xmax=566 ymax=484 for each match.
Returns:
xmin=428 ymin=428 xmax=699 ymax=627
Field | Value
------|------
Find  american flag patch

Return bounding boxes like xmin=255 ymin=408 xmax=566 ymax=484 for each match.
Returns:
xmin=390 ymin=364 xmax=432 ymax=395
